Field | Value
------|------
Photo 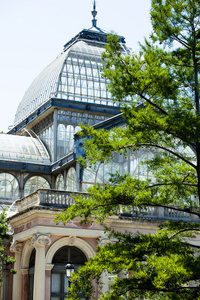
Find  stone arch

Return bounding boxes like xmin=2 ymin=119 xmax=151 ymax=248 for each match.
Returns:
xmin=21 ymin=239 xmax=34 ymax=269
xmin=46 ymin=236 xmax=95 ymax=265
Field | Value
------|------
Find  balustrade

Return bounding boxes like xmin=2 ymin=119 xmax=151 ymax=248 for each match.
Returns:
xmin=16 ymin=189 xmax=200 ymax=223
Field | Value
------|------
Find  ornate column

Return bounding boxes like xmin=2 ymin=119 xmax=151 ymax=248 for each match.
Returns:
xmin=10 ymin=242 xmax=23 ymax=300
xmin=31 ymin=234 xmax=51 ymax=300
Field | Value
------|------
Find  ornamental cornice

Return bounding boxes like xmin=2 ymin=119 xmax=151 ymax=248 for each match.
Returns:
xmin=8 ymin=208 xmax=61 ymax=228
xmin=31 ymin=234 xmax=51 ymax=248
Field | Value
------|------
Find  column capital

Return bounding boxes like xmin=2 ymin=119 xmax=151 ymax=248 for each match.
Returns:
xmin=10 ymin=242 xmax=23 ymax=254
xmin=31 ymin=234 xmax=51 ymax=248
xmin=45 ymin=264 xmax=54 ymax=271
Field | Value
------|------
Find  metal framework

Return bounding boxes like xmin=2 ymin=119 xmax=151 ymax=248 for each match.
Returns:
xmin=14 ymin=38 xmax=119 ymax=126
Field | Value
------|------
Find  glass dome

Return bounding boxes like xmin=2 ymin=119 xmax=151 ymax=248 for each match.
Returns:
xmin=14 ymin=33 xmax=117 ymax=125
xmin=0 ymin=134 xmax=50 ymax=164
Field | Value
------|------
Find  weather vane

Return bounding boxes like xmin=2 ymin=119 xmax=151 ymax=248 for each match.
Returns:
xmin=91 ymin=0 xmax=97 ymax=27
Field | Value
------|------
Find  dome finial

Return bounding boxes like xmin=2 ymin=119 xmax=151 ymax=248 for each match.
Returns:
xmin=91 ymin=0 xmax=97 ymax=27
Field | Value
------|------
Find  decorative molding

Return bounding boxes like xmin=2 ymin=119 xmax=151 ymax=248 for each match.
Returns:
xmin=32 ymin=113 xmax=53 ymax=135
xmin=63 ymin=29 xmax=126 ymax=52
xmin=21 ymin=239 xmax=34 ymax=269
xmin=68 ymin=235 xmax=76 ymax=245
xmin=98 ymin=237 xmax=113 ymax=246
xmin=57 ymin=110 xmax=107 ymax=126
xmin=45 ymin=264 xmax=54 ymax=271
xmin=46 ymin=236 xmax=96 ymax=264
xmin=21 ymin=268 xmax=29 ymax=275
xmin=31 ymin=234 xmax=51 ymax=248
xmin=10 ymin=242 xmax=23 ymax=254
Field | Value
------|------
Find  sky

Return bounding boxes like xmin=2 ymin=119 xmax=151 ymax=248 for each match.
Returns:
xmin=0 ymin=0 xmax=152 ymax=133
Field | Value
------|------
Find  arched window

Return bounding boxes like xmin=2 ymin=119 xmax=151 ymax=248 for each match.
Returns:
xmin=57 ymin=124 xmax=65 ymax=159
xmin=55 ymin=174 xmax=64 ymax=190
xmin=0 ymin=173 xmax=19 ymax=204
xmin=24 ymin=176 xmax=50 ymax=196
xmin=66 ymin=168 xmax=76 ymax=192
xmin=66 ymin=125 xmax=75 ymax=152
xmin=57 ymin=124 xmax=75 ymax=160
xmin=51 ymin=246 xmax=87 ymax=300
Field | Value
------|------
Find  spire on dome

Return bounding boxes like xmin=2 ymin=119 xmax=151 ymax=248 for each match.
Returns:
xmin=91 ymin=0 xmax=97 ymax=27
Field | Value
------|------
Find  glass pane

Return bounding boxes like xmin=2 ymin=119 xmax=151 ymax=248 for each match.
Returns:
xmin=55 ymin=174 xmax=64 ymax=190
xmin=64 ymin=276 xmax=68 ymax=293
xmin=66 ymin=168 xmax=76 ymax=192
xmin=24 ymin=176 xmax=50 ymax=196
xmin=51 ymin=273 xmax=60 ymax=293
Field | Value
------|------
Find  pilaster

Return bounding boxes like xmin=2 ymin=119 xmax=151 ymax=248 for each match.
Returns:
xmin=10 ymin=242 xmax=23 ymax=300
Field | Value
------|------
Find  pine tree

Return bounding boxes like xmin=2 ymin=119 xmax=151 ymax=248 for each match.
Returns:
xmin=56 ymin=1 xmax=200 ymax=299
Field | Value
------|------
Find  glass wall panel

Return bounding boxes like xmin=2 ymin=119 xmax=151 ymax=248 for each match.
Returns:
xmin=82 ymin=167 xmax=96 ymax=192
xmin=130 ymin=149 xmax=155 ymax=180
xmin=39 ymin=125 xmax=54 ymax=160
xmin=55 ymin=174 xmax=64 ymax=190
xmin=82 ymin=150 xmax=160 ymax=191
xmin=82 ymin=154 xmax=128 ymax=191
xmin=56 ymin=42 xmax=114 ymax=105
xmin=66 ymin=168 xmax=76 ymax=192
xmin=24 ymin=176 xmax=50 ymax=196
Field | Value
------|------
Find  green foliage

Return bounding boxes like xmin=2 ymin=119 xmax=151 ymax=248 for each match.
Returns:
xmin=0 ymin=209 xmax=16 ymax=285
xmin=56 ymin=0 xmax=200 ymax=299
xmin=66 ymin=224 xmax=200 ymax=300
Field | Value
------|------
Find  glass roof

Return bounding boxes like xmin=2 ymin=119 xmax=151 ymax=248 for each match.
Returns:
xmin=0 ymin=134 xmax=50 ymax=164
xmin=14 ymin=36 xmax=116 ymax=125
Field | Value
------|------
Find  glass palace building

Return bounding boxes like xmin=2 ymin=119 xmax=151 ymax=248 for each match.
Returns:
xmin=0 ymin=4 xmax=198 ymax=300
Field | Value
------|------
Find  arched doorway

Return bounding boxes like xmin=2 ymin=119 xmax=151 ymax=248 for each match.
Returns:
xmin=51 ymin=246 xmax=87 ymax=300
